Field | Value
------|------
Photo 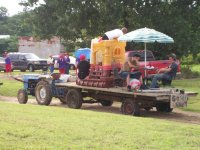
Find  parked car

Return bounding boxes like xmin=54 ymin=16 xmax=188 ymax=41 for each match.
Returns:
xmin=0 ymin=57 xmax=5 ymax=72
xmin=52 ymin=55 xmax=76 ymax=70
xmin=8 ymin=52 xmax=48 ymax=72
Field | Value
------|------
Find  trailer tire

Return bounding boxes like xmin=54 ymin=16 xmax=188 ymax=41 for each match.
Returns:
xmin=156 ymin=103 xmax=173 ymax=112
xmin=59 ymin=97 xmax=67 ymax=104
xmin=100 ymin=100 xmax=113 ymax=107
xmin=66 ymin=89 xmax=82 ymax=109
xmin=35 ymin=81 xmax=52 ymax=105
xmin=121 ymin=100 xmax=140 ymax=116
xmin=17 ymin=89 xmax=28 ymax=104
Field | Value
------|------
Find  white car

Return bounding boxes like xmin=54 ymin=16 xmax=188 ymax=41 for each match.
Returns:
xmin=52 ymin=55 xmax=76 ymax=70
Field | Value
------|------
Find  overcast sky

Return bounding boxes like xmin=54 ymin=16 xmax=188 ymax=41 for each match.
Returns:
xmin=0 ymin=0 xmax=44 ymax=16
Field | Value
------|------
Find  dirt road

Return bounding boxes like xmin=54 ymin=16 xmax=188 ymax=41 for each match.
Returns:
xmin=0 ymin=95 xmax=200 ymax=125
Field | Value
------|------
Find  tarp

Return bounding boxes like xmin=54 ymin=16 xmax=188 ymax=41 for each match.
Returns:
xmin=74 ymin=48 xmax=91 ymax=60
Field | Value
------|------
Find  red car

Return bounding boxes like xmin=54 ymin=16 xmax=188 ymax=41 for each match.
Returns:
xmin=126 ymin=50 xmax=181 ymax=78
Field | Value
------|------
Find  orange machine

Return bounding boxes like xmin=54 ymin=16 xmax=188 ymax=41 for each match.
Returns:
xmin=76 ymin=39 xmax=126 ymax=88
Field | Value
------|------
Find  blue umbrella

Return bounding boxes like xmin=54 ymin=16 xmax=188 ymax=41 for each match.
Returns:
xmin=74 ymin=48 xmax=91 ymax=60
xmin=118 ymin=27 xmax=174 ymax=78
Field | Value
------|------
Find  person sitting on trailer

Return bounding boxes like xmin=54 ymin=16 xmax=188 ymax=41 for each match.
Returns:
xmin=77 ymin=54 xmax=90 ymax=79
xmin=150 ymin=53 xmax=178 ymax=88
xmin=119 ymin=54 xmax=142 ymax=89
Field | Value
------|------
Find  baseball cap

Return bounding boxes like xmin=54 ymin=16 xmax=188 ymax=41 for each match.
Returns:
xmin=168 ymin=53 xmax=176 ymax=59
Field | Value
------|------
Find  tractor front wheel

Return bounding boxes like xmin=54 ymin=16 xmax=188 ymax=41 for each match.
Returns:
xmin=17 ymin=89 xmax=28 ymax=104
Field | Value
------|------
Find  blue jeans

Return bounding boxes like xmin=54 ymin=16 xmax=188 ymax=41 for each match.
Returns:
xmin=49 ymin=65 xmax=54 ymax=74
xmin=150 ymin=73 xmax=171 ymax=88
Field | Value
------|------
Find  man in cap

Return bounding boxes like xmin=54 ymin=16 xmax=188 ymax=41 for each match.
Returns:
xmin=77 ymin=54 xmax=90 ymax=79
xmin=150 ymin=53 xmax=178 ymax=88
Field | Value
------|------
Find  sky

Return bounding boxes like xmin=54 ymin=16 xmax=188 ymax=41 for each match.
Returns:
xmin=0 ymin=0 xmax=44 ymax=16
xmin=0 ymin=0 xmax=24 ymax=16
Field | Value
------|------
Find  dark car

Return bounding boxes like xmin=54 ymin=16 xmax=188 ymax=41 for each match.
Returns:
xmin=8 ymin=53 xmax=48 ymax=72
xmin=0 ymin=57 xmax=5 ymax=72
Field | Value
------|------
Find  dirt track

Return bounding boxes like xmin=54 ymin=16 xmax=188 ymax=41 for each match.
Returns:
xmin=0 ymin=95 xmax=200 ymax=125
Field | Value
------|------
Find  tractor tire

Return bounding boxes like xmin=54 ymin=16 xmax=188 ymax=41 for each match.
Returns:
xmin=17 ymin=89 xmax=28 ymax=104
xmin=35 ymin=81 xmax=52 ymax=105
xmin=100 ymin=100 xmax=113 ymax=107
xmin=156 ymin=103 xmax=173 ymax=112
xmin=121 ymin=99 xmax=140 ymax=116
xmin=66 ymin=89 xmax=82 ymax=109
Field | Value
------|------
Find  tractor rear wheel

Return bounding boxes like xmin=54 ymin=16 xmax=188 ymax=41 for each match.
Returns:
xmin=35 ymin=81 xmax=52 ymax=105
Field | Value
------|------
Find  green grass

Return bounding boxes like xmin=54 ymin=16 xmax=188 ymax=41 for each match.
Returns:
xmin=0 ymin=78 xmax=23 ymax=97
xmin=190 ymin=64 xmax=200 ymax=73
xmin=173 ymin=78 xmax=200 ymax=112
xmin=0 ymin=101 xmax=199 ymax=149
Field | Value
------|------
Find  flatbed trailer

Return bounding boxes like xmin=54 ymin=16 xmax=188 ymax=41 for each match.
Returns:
xmin=54 ymin=82 xmax=189 ymax=116
xmin=17 ymin=75 xmax=194 ymax=116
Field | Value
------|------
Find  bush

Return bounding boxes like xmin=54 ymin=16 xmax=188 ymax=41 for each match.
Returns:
xmin=180 ymin=65 xmax=200 ymax=79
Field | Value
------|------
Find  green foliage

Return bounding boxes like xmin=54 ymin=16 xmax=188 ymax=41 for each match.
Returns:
xmin=0 ymin=101 xmax=200 ymax=149
xmin=180 ymin=65 xmax=200 ymax=79
xmin=0 ymin=7 xmax=8 ymax=19
xmin=181 ymin=53 xmax=200 ymax=65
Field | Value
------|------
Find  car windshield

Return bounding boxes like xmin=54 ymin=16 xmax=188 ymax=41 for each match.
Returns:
xmin=25 ymin=53 xmax=40 ymax=59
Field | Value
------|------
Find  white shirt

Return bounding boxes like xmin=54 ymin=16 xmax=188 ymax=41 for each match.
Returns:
xmin=105 ymin=29 xmax=123 ymax=40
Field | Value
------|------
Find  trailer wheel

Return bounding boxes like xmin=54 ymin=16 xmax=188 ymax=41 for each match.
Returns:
xmin=144 ymin=107 xmax=152 ymax=111
xmin=121 ymin=100 xmax=140 ymax=116
xmin=156 ymin=103 xmax=173 ymax=112
xmin=59 ymin=97 xmax=67 ymax=104
xmin=66 ymin=89 xmax=82 ymax=109
xmin=17 ymin=89 xmax=28 ymax=104
xmin=35 ymin=81 xmax=52 ymax=105
xmin=100 ymin=100 xmax=113 ymax=107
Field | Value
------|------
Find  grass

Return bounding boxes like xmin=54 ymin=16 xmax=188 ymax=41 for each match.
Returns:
xmin=0 ymin=101 xmax=200 ymax=149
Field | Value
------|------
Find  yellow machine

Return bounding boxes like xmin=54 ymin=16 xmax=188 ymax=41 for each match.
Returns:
xmin=76 ymin=39 xmax=126 ymax=88
xmin=90 ymin=39 xmax=126 ymax=69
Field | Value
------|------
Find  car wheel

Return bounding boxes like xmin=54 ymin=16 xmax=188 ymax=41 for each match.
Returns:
xmin=28 ymin=65 xmax=34 ymax=72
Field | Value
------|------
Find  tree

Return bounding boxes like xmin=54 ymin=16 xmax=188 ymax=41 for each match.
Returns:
xmin=19 ymin=0 xmax=200 ymax=59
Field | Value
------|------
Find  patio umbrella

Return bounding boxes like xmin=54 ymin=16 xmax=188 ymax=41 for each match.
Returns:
xmin=118 ymin=27 xmax=174 ymax=78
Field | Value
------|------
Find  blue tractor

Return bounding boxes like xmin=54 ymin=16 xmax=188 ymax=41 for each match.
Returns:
xmin=17 ymin=74 xmax=67 ymax=105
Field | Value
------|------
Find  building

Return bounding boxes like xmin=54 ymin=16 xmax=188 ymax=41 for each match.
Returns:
xmin=18 ymin=36 xmax=65 ymax=58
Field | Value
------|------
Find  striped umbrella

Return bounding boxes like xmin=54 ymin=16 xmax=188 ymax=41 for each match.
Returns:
xmin=118 ymin=27 xmax=174 ymax=79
